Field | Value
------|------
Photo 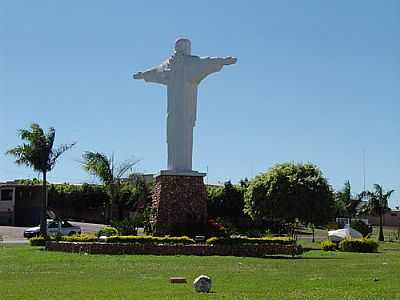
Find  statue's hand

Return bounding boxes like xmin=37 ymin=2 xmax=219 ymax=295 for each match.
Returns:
xmin=223 ymin=57 xmax=237 ymax=65
xmin=133 ymin=72 xmax=145 ymax=79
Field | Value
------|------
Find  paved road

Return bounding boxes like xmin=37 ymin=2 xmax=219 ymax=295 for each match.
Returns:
xmin=0 ymin=222 xmax=106 ymax=243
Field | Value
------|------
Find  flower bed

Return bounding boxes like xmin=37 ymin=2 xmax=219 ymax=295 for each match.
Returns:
xmin=46 ymin=241 xmax=303 ymax=257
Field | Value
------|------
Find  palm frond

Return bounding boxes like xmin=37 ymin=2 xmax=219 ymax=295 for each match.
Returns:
xmin=373 ymin=184 xmax=383 ymax=198
xmin=19 ymin=123 xmax=39 ymax=138
xmin=45 ymin=127 xmax=56 ymax=152
xmin=81 ymin=151 xmax=113 ymax=184
xmin=384 ymin=189 xmax=395 ymax=199
xmin=49 ymin=142 xmax=76 ymax=169
xmin=361 ymin=184 xmax=395 ymax=216
xmin=8 ymin=123 xmax=74 ymax=173
xmin=6 ymin=145 xmax=33 ymax=167
xmin=116 ymin=159 xmax=140 ymax=179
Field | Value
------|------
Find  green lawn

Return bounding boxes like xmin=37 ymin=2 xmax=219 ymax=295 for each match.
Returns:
xmin=1 ymin=243 xmax=400 ymax=300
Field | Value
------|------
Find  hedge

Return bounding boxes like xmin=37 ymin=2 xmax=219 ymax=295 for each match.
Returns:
xmin=339 ymin=239 xmax=379 ymax=253
xmin=320 ymin=240 xmax=337 ymax=251
xmin=206 ymin=236 xmax=294 ymax=246
xmin=106 ymin=235 xmax=195 ymax=245
xmin=97 ymin=227 xmax=119 ymax=237
xmin=29 ymin=236 xmax=46 ymax=246
xmin=29 ymin=234 xmax=97 ymax=246
xmin=47 ymin=241 xmax=303 ymax=257
xmin=61 ymin=233 xmax=97 ymax=242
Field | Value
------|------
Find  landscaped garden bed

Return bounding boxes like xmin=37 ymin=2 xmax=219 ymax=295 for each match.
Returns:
xmin=45 ymin=236 xmax=303 ymax=257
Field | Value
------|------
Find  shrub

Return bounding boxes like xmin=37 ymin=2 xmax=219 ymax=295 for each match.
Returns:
xmin=244 ymin=162 xmax=334 ymax=225
xmin=106 ymin=235 xmax=195 ymax=245
xmin=339 ymin=238 xmax=379 ymax=253
xmin=206 ymin=236 xmax=293 ymax=246
xmin=29 ymin=236 xmax=46 ymax=246
xmin=206 ymin=219 xmax=228 ymax=237
xmin=30 ymin=233 xmax=98 ymax=246
xmin=350 ymin=220 xmax=372 ymax=237
xmin=48 ymin=183 xmax=108 ymax=219
xmin=61 ymin=233 xmax=97 ymax=242
xmin=111 ymin=218 xmax=139 ymax=235
xmin=97 ymin=227 xmax=119 ymax=237
xmin=320 ymin=240 xmax=337 ymax=251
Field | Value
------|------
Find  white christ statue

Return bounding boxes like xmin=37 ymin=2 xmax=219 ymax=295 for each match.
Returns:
xmin=133 ymin=38 xmax=237 ymax=173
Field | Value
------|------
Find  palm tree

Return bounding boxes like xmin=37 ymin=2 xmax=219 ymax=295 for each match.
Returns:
xmin=6 ymin=123 xmax=75 ymax=237
xmin=81 ymin=152 xmax=138 ymax=223
xmin=361 ymin=184 xmax=395 ymax=241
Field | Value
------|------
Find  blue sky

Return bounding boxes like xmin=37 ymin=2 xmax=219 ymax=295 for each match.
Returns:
xmin=1 ymin=1 xmax=399 ymax=207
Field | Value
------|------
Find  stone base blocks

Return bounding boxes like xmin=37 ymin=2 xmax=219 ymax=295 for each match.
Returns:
xmin=151 ymin=173 xmax=208 ymax=236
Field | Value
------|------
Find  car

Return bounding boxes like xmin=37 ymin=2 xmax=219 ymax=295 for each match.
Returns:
xmin=23 ymin=219 xmax=81 ymax=238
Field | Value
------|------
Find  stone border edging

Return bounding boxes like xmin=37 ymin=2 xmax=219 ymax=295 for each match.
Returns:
xmin=45 ymin=241 xmax=302 ymax=257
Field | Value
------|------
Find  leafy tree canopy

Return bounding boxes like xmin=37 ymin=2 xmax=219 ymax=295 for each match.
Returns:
xmin=244 ymin=162 xmax=334 ymax=225
xmin=207 ymin=181 xmax=246 ymax=222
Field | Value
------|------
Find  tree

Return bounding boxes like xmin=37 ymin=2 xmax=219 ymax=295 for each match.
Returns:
xmin=244 ymin=162 xmax=334 ymax=226
xmin=81 ymin=152 xmax=138 ymax=223
xmin=6 ymin=123 xmax=75 ymax=237
xmin=207 ymin=181 xmax=245 ymax=223
xmin=360 ymin=184 xmax=394 ymax=241
xmin=335 ymin=180 xmax=362 ymax=224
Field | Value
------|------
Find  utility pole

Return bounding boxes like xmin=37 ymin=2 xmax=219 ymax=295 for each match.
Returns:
xmin=206 ymin=165 xmax=209 ymax=185
xmin=363 ymin=149 xmax=366 ymax=192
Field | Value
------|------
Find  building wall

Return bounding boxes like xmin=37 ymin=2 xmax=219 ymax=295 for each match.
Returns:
xmin=14 ymin=185 xmax=42 ymax=226
xmin=366 ymin=210 xmax=400 ymax=227
xmin=0 ymin=187 xmax=15 ymax=225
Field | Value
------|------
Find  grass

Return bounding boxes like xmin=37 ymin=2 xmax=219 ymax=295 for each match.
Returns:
xmin=1 ymin=242 xmax=400 ymax=300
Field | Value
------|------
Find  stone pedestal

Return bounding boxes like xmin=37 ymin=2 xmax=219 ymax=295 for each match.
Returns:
xmin=151 ymin=173 xmax=208 ymax=236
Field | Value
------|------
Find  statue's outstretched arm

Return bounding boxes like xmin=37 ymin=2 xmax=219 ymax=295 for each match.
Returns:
xmin=222 ymin=57 xmax=237 ymax=65
xmin=192 ymin=56 xmax=237 ymax=83
xmin=133 ymin=64 xmax=170 ymax=85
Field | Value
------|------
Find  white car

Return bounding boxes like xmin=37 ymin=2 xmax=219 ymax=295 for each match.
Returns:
xmin=24 ymin=220 xmax=81 ymax=238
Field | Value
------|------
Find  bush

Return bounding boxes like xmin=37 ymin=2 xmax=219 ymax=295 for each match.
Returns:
xmin=97 ymin=227 xmax=119 ymax=237
xmin=111 ymin=218 xmax=139 ymax=235
xmin=206 ymin=219 xmax=228 ymax=237
xmin=61 ymin=233 xmax=97 ymax=242
xmin=48 ymin=183 xmax=108 ymax=219
xmin=29 ymin=236 xmax=46 ymax=246
xmin=206 ymin=236 xmax=294 ymax=246
xmin=350 ymin=220 xmax=372 ymax=237
xmin=244 ymin=163 xmax=334 ymax=225
xmin=106 ymin=235 xmax=195 ymax=245
xmin=320 ymin=240 xmax=337 ymax=251
xmin=339 ymin=239 xmax=379 ymax=253
xmin=30 ymin=233 xmax=98 ymax=246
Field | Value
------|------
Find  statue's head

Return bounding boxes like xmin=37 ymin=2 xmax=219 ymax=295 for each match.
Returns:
xmin=174 ymin=38 xmax=191 ymax=55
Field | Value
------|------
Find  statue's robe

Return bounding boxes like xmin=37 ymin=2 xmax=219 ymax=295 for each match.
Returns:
xmin=141 ymin=54 xmax=226 ymax=172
